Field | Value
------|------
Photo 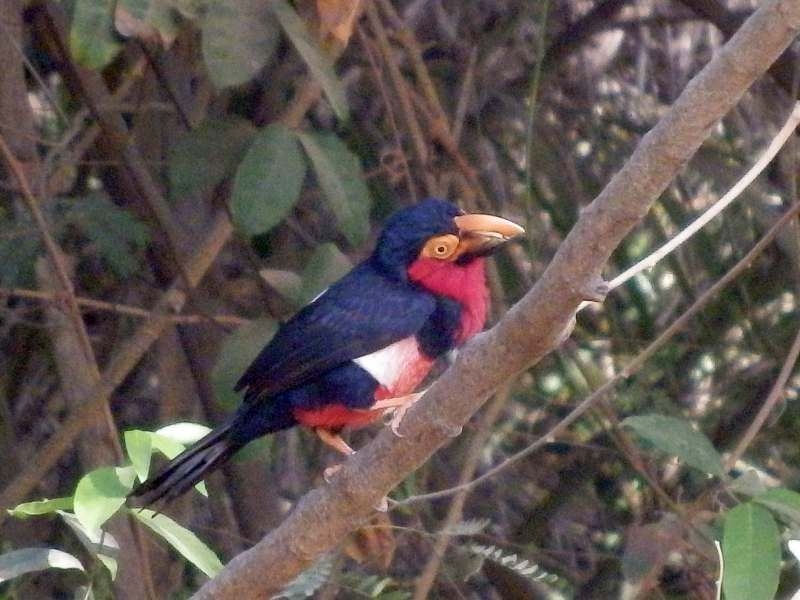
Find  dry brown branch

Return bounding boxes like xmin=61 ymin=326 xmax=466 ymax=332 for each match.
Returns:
xmin=191 ymin=2 xmax=800 ymax=597
xmin=0 ymin=286 xmax=248 ymax=326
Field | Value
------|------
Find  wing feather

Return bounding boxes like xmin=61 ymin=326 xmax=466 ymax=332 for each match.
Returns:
xmin=235 ymin=262 xmax=435 ymax=401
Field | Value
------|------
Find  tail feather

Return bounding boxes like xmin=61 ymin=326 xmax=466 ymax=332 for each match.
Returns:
xmin=128 ymin=423 xmax=241 ymax=507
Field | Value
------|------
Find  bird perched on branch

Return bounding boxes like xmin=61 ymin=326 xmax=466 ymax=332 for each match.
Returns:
xmin=129 ymin=198 xmax=523 ymax=506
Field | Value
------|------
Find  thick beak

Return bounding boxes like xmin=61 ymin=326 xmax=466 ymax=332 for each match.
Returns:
xmin=453 ymin=213 xmax=525 ymax=256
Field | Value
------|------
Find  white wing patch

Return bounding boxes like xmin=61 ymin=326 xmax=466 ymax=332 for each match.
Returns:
xmin=354 ymin=337 xmax=422 ymax=391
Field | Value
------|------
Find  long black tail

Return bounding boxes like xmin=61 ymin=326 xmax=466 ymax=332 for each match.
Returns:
xmin=128 ymin=422 xmax=243 ymax=507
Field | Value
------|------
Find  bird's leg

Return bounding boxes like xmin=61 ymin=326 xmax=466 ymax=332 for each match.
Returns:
xmin=371 ymin=390 xmax=426 ymax=437
xmin=315 ymin=428 xmax=355 ymax=456
xmin=315 ymin=428 xmax=355 ymax=482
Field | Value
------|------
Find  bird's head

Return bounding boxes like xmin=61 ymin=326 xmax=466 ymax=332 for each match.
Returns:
xmin=373 ymin=198 xmax=524 ymax=281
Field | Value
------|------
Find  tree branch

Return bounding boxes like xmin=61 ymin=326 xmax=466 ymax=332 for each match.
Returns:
xmin=192 ymin=1 xmax=800 ymax=597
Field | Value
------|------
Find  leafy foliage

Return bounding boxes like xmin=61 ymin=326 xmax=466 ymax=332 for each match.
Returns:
xmin=201 ymin=0 xmax=280 ymax=88
xmin=63 ymin=195 xmax=150 ymax=277
xmin=297 ymin=131 xmax=372 ymax=246
xmin=169 ymin=117 xmax=257 ymax=199
xmin=622 ymin=414 xmax=724 ymax=476
xmin=0 ymin=548 xmax=84 ymax=583
xmin=231 ymin=123 xmax=308 ymax=237
xmin=722 ymin=502 xmax=781 ymax=600
xmin=269 ymin=0 xmax=349 ymax=121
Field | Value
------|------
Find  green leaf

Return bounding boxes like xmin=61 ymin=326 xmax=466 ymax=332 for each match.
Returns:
xmin=231 ymin=124 xmax=307 ymax=237
xmin=70 ymin=0 xmax=122 ymax=69
xmin=129 ymin=431 xmax=209 ymax=497
xmin=722 ymin=502 xmax=780 ymax=600
xmin=211 ymin=318 xmax=278 ymax=409
xmin=0 ymin=228 xmax=40 ymax=286
xmin=259 ymin=269 xmax=304 ymax=305
xmin=131 ymin=509 xmax=223 ymax=577
xmin=202 ymin=0 xmax=280 ymax=88
xmin=59 ymin=511 xmax=120 ymax=580
xmin=65 ymin=195 xmax=150 ymax=277
xmin=727 ymin=469 xmax=768 ymax=497
xmin=124 ymin=430 xmax=153 ymax=482
xmin=116 ymin=0 xmax=182 ymax=44
xmin=622 ymin=414 xmax=724 ymax=476
xmin=170 ymin=117 xmax=257 ymax=199
xmin=269 ymin=0 xmax=349 ymax=121
xmin=755 ymin=488 xmax=800 ymax=525
xmin=0 ymin=548 xmax=84 ymax=583
xmin=7 ymin=497 xmax=73 ymax=518
xmin=155 ymin=423 xmax=213 ymax=446
xmin=73 ymin=466 xmax=136 ymax=533
xmin=297 ymin=132 xmax=372 ymax=246
xmin=296 ymin=243 xmax=352 ymax=305
xmin=148 ymin=432 xmax=186 ymax=459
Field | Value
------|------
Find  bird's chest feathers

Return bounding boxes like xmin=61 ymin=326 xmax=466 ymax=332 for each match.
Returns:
xmin=406 ymin=257 xmax=488 ymax=343
xmin=354 ymin=337 xmax=434 ymax=397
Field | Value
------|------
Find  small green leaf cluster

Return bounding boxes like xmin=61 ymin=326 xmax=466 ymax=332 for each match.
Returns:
xmin=622 ymin=413 xmax=800 ymax=600
xmin=3 ymin=423 xmax=221 ymax=595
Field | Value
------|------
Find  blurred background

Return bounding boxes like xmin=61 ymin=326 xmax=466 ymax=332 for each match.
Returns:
xmin=1 ymin=0 xmax=799 ymax=598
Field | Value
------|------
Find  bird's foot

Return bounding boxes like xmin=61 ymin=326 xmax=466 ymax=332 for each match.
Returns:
xmin=372 ymin=391 xmax=426 ymax=437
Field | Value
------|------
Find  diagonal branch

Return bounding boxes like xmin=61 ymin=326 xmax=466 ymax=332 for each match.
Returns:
xmin=192 ymin=1 xmax=800 ymax=597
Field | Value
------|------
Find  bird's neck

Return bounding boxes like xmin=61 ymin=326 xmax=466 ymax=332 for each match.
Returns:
xmin=406 ymin=257 xmax=488 ymax=343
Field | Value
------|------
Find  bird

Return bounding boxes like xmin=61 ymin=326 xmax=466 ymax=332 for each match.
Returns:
xmin=129 ymin=198 xmax=524 ymax=506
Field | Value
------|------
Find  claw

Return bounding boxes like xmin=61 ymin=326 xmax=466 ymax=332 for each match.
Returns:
xmin=374 ymin=496 xmax=389 ymax=512
xmin=324 ymin=464 xmax=342 ymax=483
xmin=389 ymin=405 xmax=410 ymax=437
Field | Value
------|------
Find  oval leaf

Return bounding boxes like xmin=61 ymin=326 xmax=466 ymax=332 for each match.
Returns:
xmin=156 ymin=422 xmax=213 ymax=446
xmin=74 ymin=466 xmax=136 ymax=533
xmin=169 ymin=117 xmax=256 ymax=199
xmin=722 ymin=502 xmax=780 ymax=600
xmin=202 ymin=0 xmax=280 ymax=88
xmin=297 ymin=243 xmax=352 ymax=305
xmin=124 ymin=430 xmax=153 ymax=482
xmin=297 ymin=132 xmax=372 ymax=246
xmin=231 ymin=124 xmax=307 ymax=236
xmin=70 ymin=0 xmax=122 ymax=69
xmin=269 ymin=0 xmax=349 ymax=121
xmin=132 ymin=509 xmax=223 ymax=577
xmin=622 ymin=414 xmax=723 ymax=476
xmin=755 ymin=487 xmax=800 ymax=526
xmin=8 ymin=497 xmax=73 ymax=518
xmin=0 ymin=548 xmax=84 ymax=583
xmin=59 ymin=511 xmax=119 ymax=580
xmin=212 ymin=318 xmax=278 ymax=409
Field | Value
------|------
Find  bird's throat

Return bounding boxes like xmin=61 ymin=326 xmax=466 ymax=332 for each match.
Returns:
xmin=407 ymin=257 xmax=488 ymax=342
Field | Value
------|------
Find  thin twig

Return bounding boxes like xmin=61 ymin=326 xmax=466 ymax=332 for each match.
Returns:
xmin=0 ymin=134 xmax=96 ymax=366
xmin=365 ymin=3 xmax=436 ymax=195
xmin=606 ymin=101 xmax=800 ymax=293
xmin=0 ymin=286 xmax=248 ymax=326
xmin=726 ymin=322 xmax=800 ymax=469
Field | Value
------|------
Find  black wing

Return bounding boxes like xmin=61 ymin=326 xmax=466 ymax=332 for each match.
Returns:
xmin=235 ymin=262 xmax=436 ymax=401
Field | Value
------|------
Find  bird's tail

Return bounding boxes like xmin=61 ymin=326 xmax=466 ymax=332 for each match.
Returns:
xmin=128 ymin=421 xmax=242 ymax=507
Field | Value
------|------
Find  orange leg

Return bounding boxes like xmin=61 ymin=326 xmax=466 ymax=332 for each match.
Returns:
xmin=315 ymin=428 xmax=355 ymax=456
xmin=371 ymin=391 xmax=426 ymax=437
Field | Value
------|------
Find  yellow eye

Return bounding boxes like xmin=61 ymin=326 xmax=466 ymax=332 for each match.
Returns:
xmin=421 ymin=234 xmax=459 ymax=260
